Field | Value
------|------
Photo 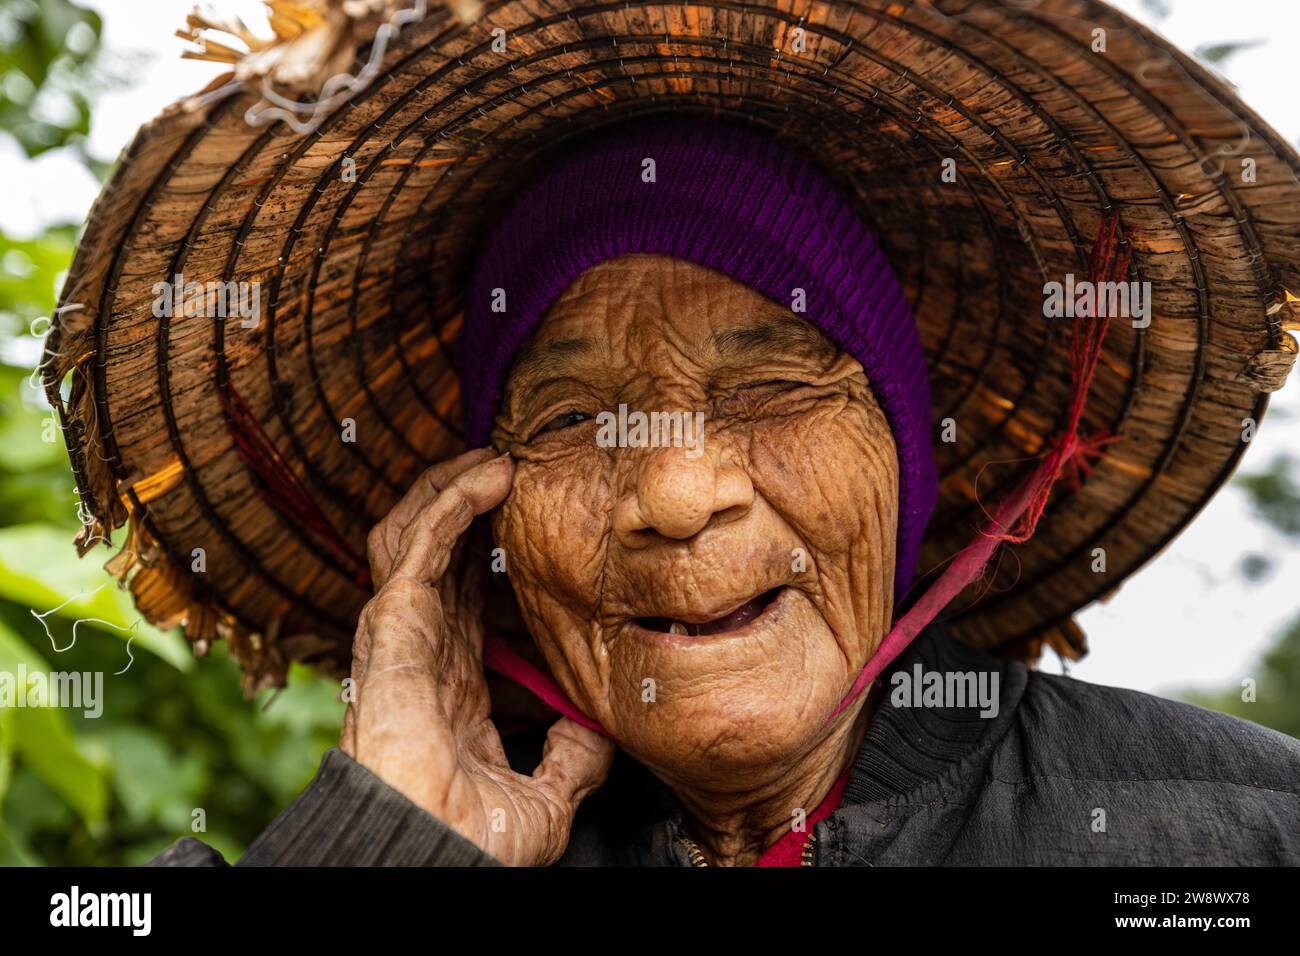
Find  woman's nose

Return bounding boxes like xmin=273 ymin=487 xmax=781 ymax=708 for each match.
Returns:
xmin=612 ymin=446 xmax=755 ymax=547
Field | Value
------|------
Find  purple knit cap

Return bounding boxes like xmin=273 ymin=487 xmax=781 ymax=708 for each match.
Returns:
xmin=460 ymin=119 xmax=938 ymax=607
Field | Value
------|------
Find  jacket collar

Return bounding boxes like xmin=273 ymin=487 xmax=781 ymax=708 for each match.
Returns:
xmin=841 ymin=618 xmax=1021 ymax=806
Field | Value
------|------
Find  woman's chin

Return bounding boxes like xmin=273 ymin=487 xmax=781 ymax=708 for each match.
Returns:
xmin=608 ymin=697 xmax=832 ymax=785
xmin=605 ymin=677 xmax=845 ymax=781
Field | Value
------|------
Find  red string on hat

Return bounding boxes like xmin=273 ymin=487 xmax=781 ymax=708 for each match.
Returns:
xmin=824 ymin=210 xmax=1131 ymax=724
xmin=219 ymin=383 xmax=372 ymax=586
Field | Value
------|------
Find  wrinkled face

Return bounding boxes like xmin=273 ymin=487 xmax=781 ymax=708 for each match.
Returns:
xmin=491 ymin=255 xmax=899 ymax=782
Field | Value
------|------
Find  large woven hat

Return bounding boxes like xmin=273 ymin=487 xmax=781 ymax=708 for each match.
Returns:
xmin=44 ymin=0 xmax=1300 ymax=691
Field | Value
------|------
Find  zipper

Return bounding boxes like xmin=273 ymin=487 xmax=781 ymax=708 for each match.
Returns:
xmin=799 ymin=832 xmax=818 ymax=866
xmin=678 ymin=832 xmax=817 ymax=866
xmin=679 ymin=835 xmax=710 ymax=867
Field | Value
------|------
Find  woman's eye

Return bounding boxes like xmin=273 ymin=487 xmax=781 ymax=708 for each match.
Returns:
xmin=540 ymin=411 xmax=592 ymax=433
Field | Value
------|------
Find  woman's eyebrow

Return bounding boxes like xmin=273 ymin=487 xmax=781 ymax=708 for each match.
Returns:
xmin=508 ymin=337 xmax=594 ymax=381
xmin=712 ymin=318 xmax=828 ymax=358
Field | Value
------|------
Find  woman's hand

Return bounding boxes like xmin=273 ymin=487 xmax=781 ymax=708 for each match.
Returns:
xmin=340 ymin=449 xmax=615 ymax=866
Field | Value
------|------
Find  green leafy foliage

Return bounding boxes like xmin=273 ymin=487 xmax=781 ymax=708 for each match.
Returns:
xmin=0 ymin=0 xmax=342 ymax=866
xmin=0 ymin=0 xmax=101 ymax=158
xmin=1184 ymin=615 xmax=1300 ymax=740
xmin=1193 ymin=39 xmax=1265 ymax=68
xmin=1236 ymin=454 xmax=1300 ymax=540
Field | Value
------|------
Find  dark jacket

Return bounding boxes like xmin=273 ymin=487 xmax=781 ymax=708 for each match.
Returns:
xmin=151 ymin=623 xmax=1300 ymax=866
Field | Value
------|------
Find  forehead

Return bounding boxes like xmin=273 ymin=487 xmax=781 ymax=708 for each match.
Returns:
xmin=509 ymin=254 xmax=836 ymax=378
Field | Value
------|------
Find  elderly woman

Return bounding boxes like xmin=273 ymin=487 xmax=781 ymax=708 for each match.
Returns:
xmin=45 ymin=0 xmax=1300 ymax=868
xmin=147 ymin=120 xmax=1296 ymax=868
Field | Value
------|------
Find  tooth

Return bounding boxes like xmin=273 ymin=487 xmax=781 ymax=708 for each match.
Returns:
xmin=669 ymin=622 xmax=688 ymax=636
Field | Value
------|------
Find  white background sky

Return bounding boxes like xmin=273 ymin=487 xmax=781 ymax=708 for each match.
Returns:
xmin=3 ymin=0 xmax=1297 ymax=698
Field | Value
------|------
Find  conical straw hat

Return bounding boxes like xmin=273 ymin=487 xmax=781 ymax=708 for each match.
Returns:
xmin=43 ymin=0 xmax=1300 ymax=690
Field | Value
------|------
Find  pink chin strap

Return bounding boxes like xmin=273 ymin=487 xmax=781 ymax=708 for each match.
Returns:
xmin=481 ymin=212 xmax=1130 ymax=743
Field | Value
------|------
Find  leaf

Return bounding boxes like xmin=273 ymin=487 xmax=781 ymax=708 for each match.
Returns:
xmin=0 ymin=0 xmax=104 ymax=159
xmin=2 ymin=766 xmax=73 ymax=835
xmin=0 ymin=822 xmax=40 ymax=866
xmin=0 ymin=523 xmax=192 ymax=671
xmin=1236 ymin=454 xmax=1300 ymax=540
xmin=0 ymin=226 xmax=77 ymax=324
xmin=0 ymin=364 xmax=68 ymax=474
xmin=12 ymin=706 xmax=107 ymax=829
xmin=98 ymin=726 xmax=207 ymax=832
xmin=1193 ymin=39 xmax=1264 ymax=67
xmin=0 ymin=617 xmax=108 ymax=829
xmin=1138 ymin=0 xmax=1170 ymax=20
xmin=0 ymin=691 xmax=11 ymax=806
xmin=0 ymin=612 xmax=45 ymax=671
xmin=0 ymin=617 xmax=46 ymax=805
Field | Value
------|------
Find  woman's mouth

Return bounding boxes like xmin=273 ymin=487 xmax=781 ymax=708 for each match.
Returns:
xmin=634 ymin=587 xmax=784 ymax=637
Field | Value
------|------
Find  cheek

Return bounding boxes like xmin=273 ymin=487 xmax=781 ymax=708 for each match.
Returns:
xmin=748 ymin=403 xmax=895 ymax=548
xmin=491 ymin=451 xmax=615 ymax=699
xmin=744 ymin=398 xmax=899 ymax=647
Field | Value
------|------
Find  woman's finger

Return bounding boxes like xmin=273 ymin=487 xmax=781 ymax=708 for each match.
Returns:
xmin=532 ymin=717 xmax=616 ymax=830
xmin=339 ymin=602 xmax=377 ymax=756
xmin=368 ymin=447 xmax=500 ymax=587
xmin=349 ymin=594 xmax=381 ymax=688
xmin=391 ymin=453 xmax=514 ymax=587
xmin=339 ymin=638 xmax=361 ymax=755
xmin=360 ymin=577 xmax=444 ymax=676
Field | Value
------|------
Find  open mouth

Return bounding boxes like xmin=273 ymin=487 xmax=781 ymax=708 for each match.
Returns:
xmin=634 ymin=587 xmax=784 ymax=637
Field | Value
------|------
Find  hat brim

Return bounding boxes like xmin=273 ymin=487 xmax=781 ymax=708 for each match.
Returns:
xmin=45 ymin=0 xmax=1300 ymax=689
